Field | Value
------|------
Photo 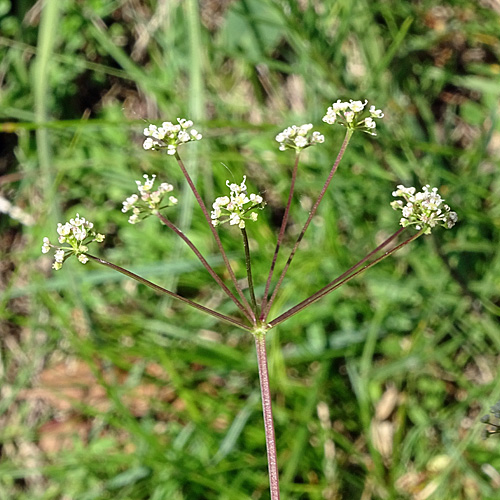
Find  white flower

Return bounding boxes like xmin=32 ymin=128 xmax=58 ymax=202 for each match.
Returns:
xmin=364 ymin=117 xmax=376 ymax=129
xmin=178 ymin=130 xmax=190 ymax=143
xmin=70 ymin=214 xmax=89 ymax=227
xmin=275 ymin=123 xmax=325 ymax=152
xmin=391 ymin=185 xmax=457 ymax=234
xmin=122 ymin=174 xmax=177 ymax=224
xmin=323 ymin=99 xmax=384 ymax=136
xmin=190 ymin=129 xmax=202 ymax=140
xmin=122 ymin=194 xmax=139 ymax=213
xmin=392 ymin=185 xmax=416 ymax=197
xmin=331 ymin=99 xmax=350 ymax=112
xmin=229 ymin=212 xmax=241 ymax=226
xmin=128 ymin=212 xmax=140 ymax=225
xmin=42 ymin=214 xmax=105 ymax=270
xmin=136 ymin=174 xmax=156 ymax=197
xmin=322 ymin=109 xmax=337 ymax=125
xmin=311 ymin=131 xmax=324 ymax=144
xmin=41 ymin=237 xmax=51 ymax=254
xmin=298 ymin=123 xmax=313 ymax=133
xmin=348 ymin=99 xmax=367 ymax=112
xmin=142 ymin=118 xmax=202 ymax=153
xmin=344 ymin=111 xmax=355 ymax=123
xmin=369 ymin=105 xmax=384 ymax=118
xmin=364 ymin=117 xmax=377 ymax=135
xmin=143 ymin=124 xmax=157 ymax=137
xmin=54 ymin=249 xmax=65 ymax=263
xmin=214 ymin=196 xmax=230 ymax=207
xmin=295 ymin=136 xmax=308 ymax=148
xmin=210 ymin=176 xmax=265 ymax=228
xmin=178 ymin=118 xmax=193 ymax=128
xmin=57 ymin=222 xmax=71 ymax=237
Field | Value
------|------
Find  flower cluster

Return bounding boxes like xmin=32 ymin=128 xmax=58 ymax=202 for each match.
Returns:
xmin=122 ymin=174 xmax=178 ymax=224
xmin=143 ymin=118 xmax=202 ymax=154
xmin=211 ymin=176 xmax=265 ymax=229
xmin=322 ymin=99 xmax=384 ymax=136
xmin=41 ymin=214 xmax=105 ymax=270
xmin=275 ymin=123 xmax=325 ymax=152
xmin=391 ymin=185 xmax=457 ymax=234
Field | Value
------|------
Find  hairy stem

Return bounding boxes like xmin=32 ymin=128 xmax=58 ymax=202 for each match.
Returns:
xmin=263 ymin=130 xmax=353 ymax=319
xmin=261 ymin=152 xmax=300 ymax=318
xmin=254 ymin=331 xmax=280 ymax=500
xmin=174 ymin=152 xmax=256 ymax=323
xmin=85 ymin=254 xmax=251 ymax=330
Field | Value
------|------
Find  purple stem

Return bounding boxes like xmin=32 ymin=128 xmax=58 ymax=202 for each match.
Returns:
xmin=156 ymin=212 xmax=250 ymax=319
xmin=174 ymin=152 xmax=256 ymax=324
xmin=262 ymin=130 xmax=353 ymax=320
xmin=85 ymin=254 xmax=251 ymax=331
xmin=268 ymin=228 xmax=420 ymax=327
xmin=254 ymin=332 xmax=281 ymax=500
xmin=260 ymin=152 xmax=300 ymax=319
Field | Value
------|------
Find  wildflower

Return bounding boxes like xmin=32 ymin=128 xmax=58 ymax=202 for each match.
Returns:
xmin=276 ymin=123 xmax=325 ymax=152
xmin=41 ymin=237 xmax=51 ymax=254
xmin=391 ymin=185 xmax=457 ymax=234
xmin=122 ymin=174 xmax=178 ymax=224
xmin=322 ymin=99 xmax=384 ymax=136
xmin=211 ymin=176 xmax=265 ymax=229
xmin=41 ymin=214 xmax=105 ymax=270
xmin=143 ymin=118 xmax=202 ymax=154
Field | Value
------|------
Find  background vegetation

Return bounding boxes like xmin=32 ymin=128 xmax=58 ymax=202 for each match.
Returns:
xmin=1 ymin=0 xmax=500 ymax=498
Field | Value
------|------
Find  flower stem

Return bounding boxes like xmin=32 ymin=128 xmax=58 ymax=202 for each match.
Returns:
xmin=263 ymin=129 xmax=353 ymax=320
xmin=85 ymin=254 xmax=251 ymax=331
xmin=241 ymin=227 xmax=258 ymax=315
xmin=174 ymin=152 xmax=256 ymax=324
xmin=260 ymin=152 xmax=300 ymax=318
xmin=156 ymin=212 xmax=249 ymax=319
xmin=254 ymin=330 xmax=280 ymax=500
xmin=269 ymin=228 xmax=421 ymax=327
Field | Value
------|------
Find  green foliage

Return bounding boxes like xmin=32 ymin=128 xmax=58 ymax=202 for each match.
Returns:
xmin=1 ymin=0 xmax=500 ymax=499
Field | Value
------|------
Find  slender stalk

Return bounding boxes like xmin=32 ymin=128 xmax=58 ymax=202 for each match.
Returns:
xmin=254 ymin=331 xmax=280 ymax=500
xmin=156 ymin=212 xmax=250 ymax=319
xmin=34 ymin=0 xmax=61 ymax=197
xmin=260 ymin=152 xmax=300 ymax=318
xmin=263 ymin=130 xmax=353 ymax=319
xmin=269 ymin=228 xmax=421 ymax=327
xmin=241 ymin=227 xmax=258 ymax=314
xmin=85 ymin=254 xmax=251 ymax=331
xmin=174 ymin=152 xmax=256 ymax=324
xmin=185 ymin=0 xmax=204 ymax=122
